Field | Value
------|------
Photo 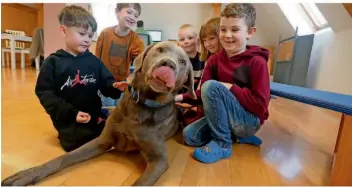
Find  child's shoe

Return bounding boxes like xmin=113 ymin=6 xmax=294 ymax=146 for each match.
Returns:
xmin=193 ymin=140 xmax=232 ymax=164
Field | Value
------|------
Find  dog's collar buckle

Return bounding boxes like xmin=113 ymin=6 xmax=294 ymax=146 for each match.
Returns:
xmin=130 ymin=87 xmax=140 ymax=104
xmin=128 ymin=86 xmax=167 ymax=108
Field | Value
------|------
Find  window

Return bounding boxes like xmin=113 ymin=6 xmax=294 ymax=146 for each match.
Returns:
xmin=301 ymin=2 xmax=329 ymax=30
xmin=90 ymin=3 xmax=118 ymax=40
xmin=278 ymin=3 xmax=328 ymax=35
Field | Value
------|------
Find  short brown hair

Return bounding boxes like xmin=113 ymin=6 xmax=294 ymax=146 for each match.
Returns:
xmin=199 ymin=17 xmax=221 ymax=61
xmin=58 ymin=5 xmax=97 ymax=32
xmin=116 ymin=3 xmax=142 ymax=16
xmin=221 ymin=3 xmax=256 ymax=28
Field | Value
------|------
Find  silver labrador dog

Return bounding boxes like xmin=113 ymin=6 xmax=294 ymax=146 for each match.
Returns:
xmin=2 ymin=41 xmax=196 ymax=186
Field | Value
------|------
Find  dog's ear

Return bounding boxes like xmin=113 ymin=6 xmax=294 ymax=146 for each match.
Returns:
xmin=133 ymin=43 xmax=156 ymax=73
xmin=184 ymin=67 xmax=197 ymax=99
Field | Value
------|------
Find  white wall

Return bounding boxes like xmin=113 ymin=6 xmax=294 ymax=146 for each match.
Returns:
xmin=316 ymin=3 xmax=352 ymax=33
xmin=232 ymin=2 xmax=352 ymax=95
xmin=305 ymin=3 xmax=352 ymax=95
xmin=221 ymin=3 xmax=295 ymax=47
xmin=138 ymin=3 xmax=212 ymax=41
xmin=248 ymin=3 xmax=281 ymax=46
xmin=43 ymin=3 xmax=90 ymax=57
xmin=43 ymin=3 xmax=66 ymax=57
xmin=306 ymin=28 xmax=352 ymax=95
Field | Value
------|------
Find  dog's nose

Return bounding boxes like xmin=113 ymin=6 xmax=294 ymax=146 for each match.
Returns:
xmin=159 ymin=59 xmax=176 ymax=70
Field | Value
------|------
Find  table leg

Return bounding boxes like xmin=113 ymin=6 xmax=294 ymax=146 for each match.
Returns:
xmin=330 ymin=114 xmax=352 ymax=185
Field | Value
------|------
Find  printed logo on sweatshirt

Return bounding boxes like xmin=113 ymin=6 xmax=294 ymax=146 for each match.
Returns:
xmin=60 ymin=70 xmax=97 ymax=90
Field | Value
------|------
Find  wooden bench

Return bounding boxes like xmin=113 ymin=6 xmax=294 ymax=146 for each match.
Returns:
xmin=270 ymin=82 xmax=352 ymax=185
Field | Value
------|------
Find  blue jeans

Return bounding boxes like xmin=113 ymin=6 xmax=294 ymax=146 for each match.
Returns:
xmin=98 ymin=78 xmax=128 ymax=107
xmin=98 ymin=91 xmax=124 ymax=107
xmin=183 ymin=80 xmax=261 ymax=148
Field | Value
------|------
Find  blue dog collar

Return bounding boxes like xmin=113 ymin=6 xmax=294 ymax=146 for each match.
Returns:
xmin=129 ymin=86 xmax=168 ymax=108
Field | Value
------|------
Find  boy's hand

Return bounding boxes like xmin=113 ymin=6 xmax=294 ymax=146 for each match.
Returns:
xmin=220 ymin=82 xmax=233 ymax=89
xmin=113 ymin=82 xmax=129 ymax=91
xmin=76 ymin=111 xmax=91 ymax=123
xmin=175 ymin=102 xmax=193 ymax=108
xmin=174 ymin=94 xmax=183 ymax=102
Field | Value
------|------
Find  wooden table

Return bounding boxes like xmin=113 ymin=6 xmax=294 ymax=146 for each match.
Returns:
xmin=1 ymin=34 xmax=32 ymax=70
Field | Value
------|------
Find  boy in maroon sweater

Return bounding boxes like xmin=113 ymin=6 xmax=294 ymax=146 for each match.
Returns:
xmin=175 ymin=3 xmax=270 ymax=163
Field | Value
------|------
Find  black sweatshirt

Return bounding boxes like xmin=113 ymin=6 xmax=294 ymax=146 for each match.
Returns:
xmin=35 ymin=49 xmax=121 ymax=134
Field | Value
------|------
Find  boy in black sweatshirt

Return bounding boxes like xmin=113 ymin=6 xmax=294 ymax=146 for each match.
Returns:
xmin=35 ymin=5 xmax=122 ymax=152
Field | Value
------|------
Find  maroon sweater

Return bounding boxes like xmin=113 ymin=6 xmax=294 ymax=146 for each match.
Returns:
xmin=182 ymin=45 xmax=270 ymax=124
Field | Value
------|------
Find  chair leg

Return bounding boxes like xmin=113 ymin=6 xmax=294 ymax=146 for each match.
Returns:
xmin=6 ymin=52 xmax=10 ymax=67
xmin=2 ymin=51 xmax=5 ymax=67
xmin=35 ymin=56 xmax=40 ymax=71
xmin=330 ymin=114 xmax=352 ymax=185
xmin=10 ymin=40 xmax=16 ymax=70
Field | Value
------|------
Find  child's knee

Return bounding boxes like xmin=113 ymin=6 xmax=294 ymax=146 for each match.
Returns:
xmin=201 ymin=80 xmax=218 ymax=99
xmin=201 ymin=80 xmax=219 ymax=93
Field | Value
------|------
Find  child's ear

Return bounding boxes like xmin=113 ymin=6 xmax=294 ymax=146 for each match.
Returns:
xmin=247 ymin=27 xmax=257 ymax=40
xmin=59 ymin=25 xmax=67 ymax=37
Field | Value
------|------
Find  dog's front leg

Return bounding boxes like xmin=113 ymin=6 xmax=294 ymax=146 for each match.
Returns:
xmin=132 ymin=141 xmax=168 ymax=186
xmin=2 ymin=135 xmax=113 ymax=186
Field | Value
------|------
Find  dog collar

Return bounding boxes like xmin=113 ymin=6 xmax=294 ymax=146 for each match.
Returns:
xmin=128 ymin=86 xmax=168 ymax=108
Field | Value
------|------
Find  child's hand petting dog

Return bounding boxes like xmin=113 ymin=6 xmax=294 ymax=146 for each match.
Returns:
xmin=76 ymin=111 xmax=91 ymax=123
xmin=113 ymin=82 xmax=130 ymax=91
xmin=175 ymin=102 xmax=193 ymax=108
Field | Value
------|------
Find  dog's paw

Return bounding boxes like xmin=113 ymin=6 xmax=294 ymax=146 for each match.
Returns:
xmin=2 ymin=166 xmax=45 ymax=186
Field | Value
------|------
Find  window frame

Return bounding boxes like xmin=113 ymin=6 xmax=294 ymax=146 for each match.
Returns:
xmin=277 ymin=2 xmax=329 ymax=35
xmin=300 ymin=3 xmax=329 ymax=31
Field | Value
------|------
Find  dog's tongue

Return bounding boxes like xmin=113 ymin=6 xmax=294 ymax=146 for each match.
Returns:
xmin=152 ymin=66 xmax=176 ymax=88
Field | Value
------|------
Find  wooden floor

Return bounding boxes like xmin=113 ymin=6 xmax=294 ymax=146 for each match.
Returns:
xmin=1 ymin=67 xmax=342 ymax=186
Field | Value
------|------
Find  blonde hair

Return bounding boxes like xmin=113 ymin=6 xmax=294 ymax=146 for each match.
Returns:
xmin=178 ymin=24 xmax=198 ymax=38
xmin=199 ymin=17 xmax=220 ymax=61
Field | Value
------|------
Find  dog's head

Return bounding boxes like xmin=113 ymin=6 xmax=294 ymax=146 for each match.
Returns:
xmin=132 ymin=41 xmax=196 ymax=99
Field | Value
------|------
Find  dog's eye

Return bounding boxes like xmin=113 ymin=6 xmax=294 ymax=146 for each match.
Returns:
xmin=180 ymin=59 xmax=186 ymax=64
xmin=156 ymin=47 xmax=164 ymax=53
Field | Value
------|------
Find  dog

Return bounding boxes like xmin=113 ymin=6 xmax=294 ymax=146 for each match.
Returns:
xmin=1 ymin=41 xmax=196 ymax=186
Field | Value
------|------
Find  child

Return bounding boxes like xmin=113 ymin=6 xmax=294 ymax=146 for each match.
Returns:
xmin=177 ymin=17 xmax=223 ymax=126
xmin=135 ymin=20 xmax=153 ymax=46
xmin=95 ymin=3 xmax=144 ymax=107
xmin=199 ymin=17 xmax=222 ymax=64
xmin=177 ymin=24 xmax=203 ymax=92
xmin=35 ymin=5 xmax=122 ymax=152
xmin=176 ymin=3 xmax=271 ymax=164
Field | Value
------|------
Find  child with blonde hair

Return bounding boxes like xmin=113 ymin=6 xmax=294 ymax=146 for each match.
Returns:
xmin=199 ymin=17 xmax=222 ymax=63
xmin=176 ymin=18 xmax=223 ymax=127
xmin=177 ymin=24 xmax=203 ymax=91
